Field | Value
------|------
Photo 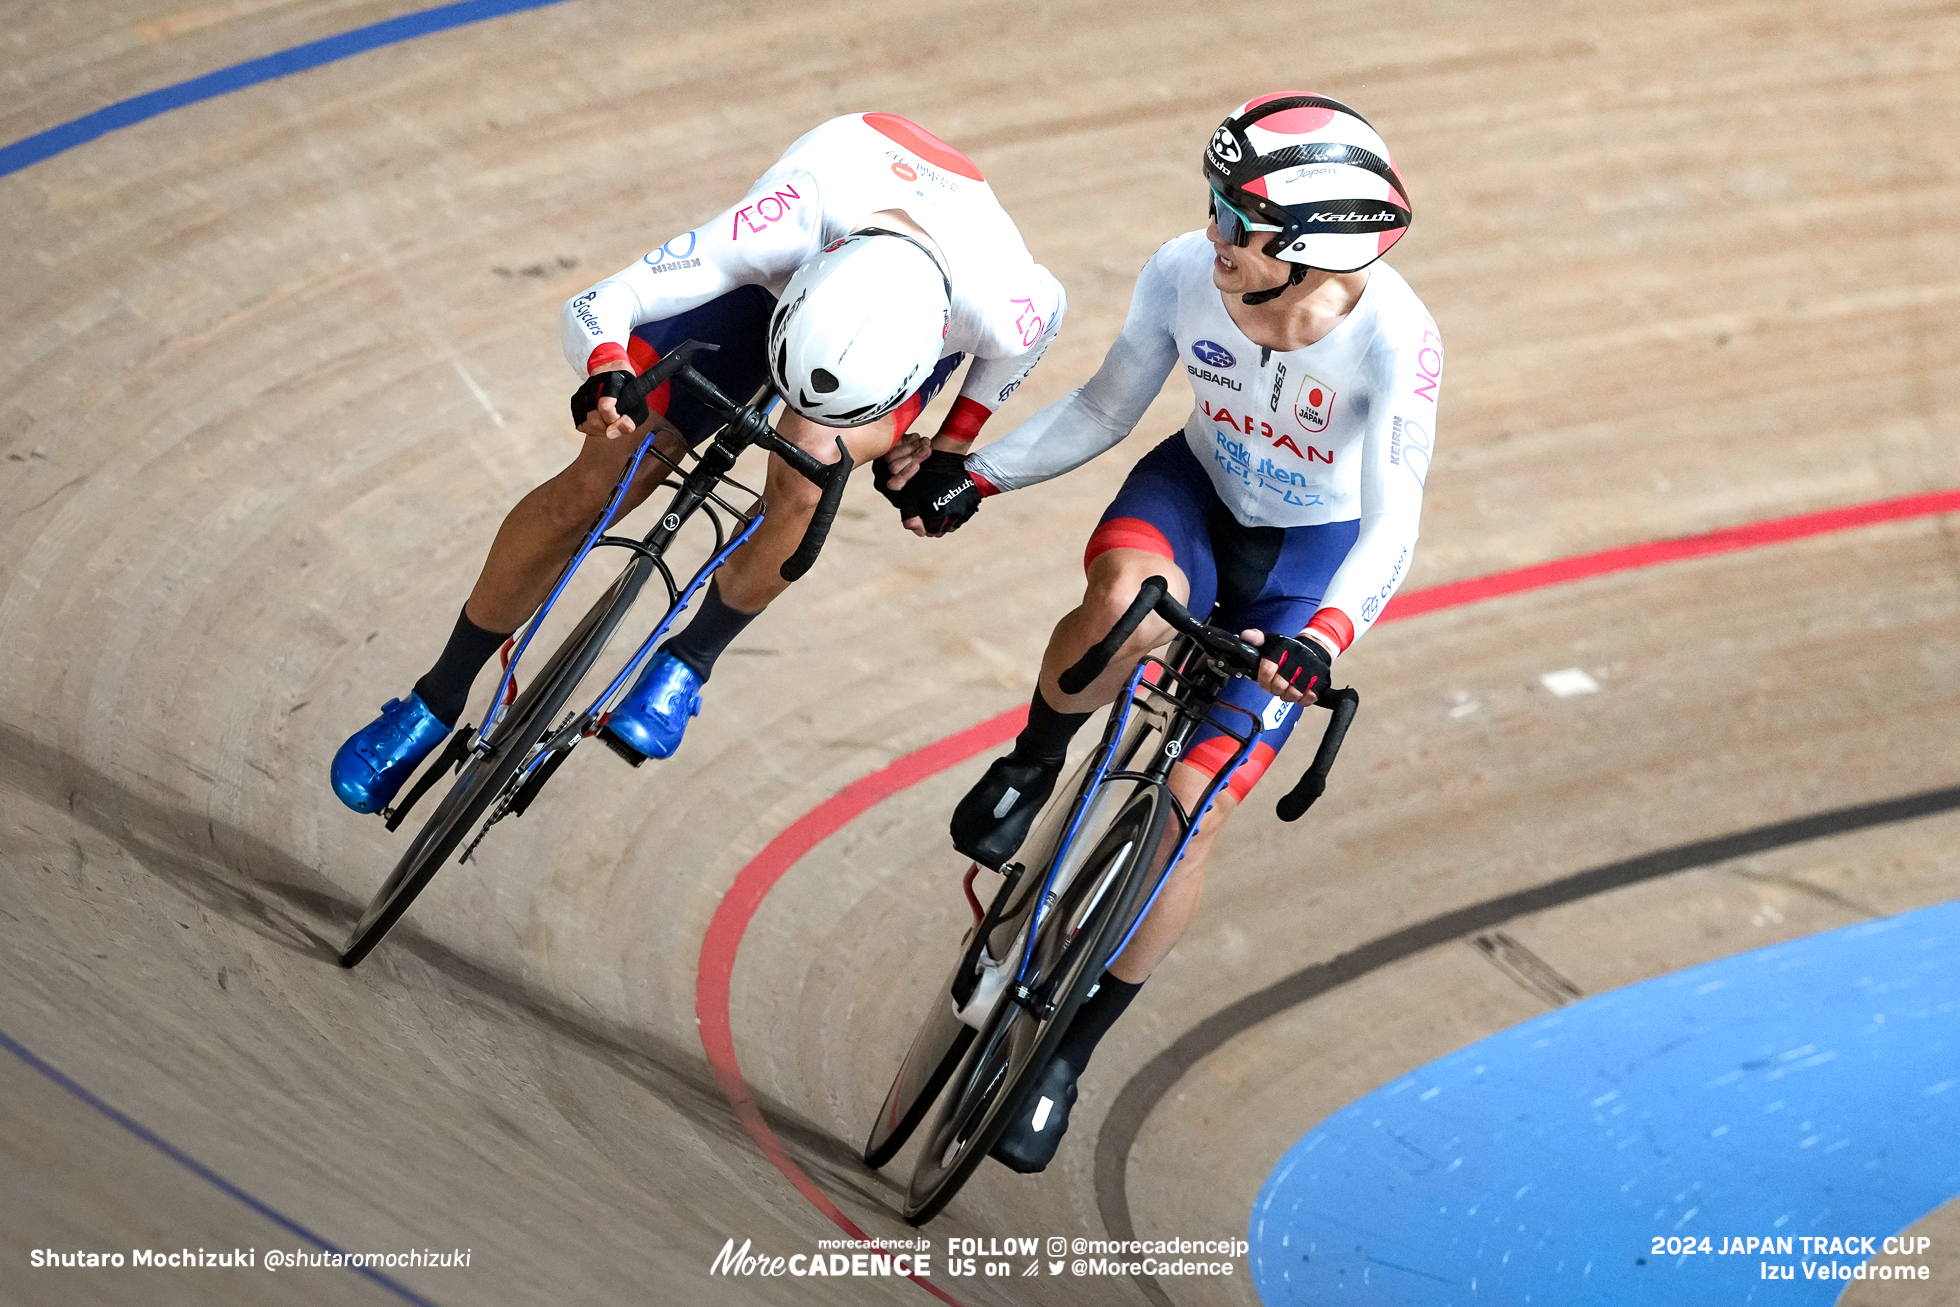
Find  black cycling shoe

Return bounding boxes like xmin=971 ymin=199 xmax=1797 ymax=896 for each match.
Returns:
xmin=951 ymin=753 xmax=1061 ymax=870
xmin=990 ymin=1055 xmax=1079 ymax=1174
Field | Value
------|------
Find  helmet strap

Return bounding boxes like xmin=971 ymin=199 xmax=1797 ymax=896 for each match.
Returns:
xmin=1240 ymin=262 xmax=1310 ymax=307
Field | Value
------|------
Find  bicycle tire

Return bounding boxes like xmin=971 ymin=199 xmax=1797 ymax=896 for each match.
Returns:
xmin=862 ymin=959 xmax=976 ymax=1169
xmin=863 ymin=752 xmax=1120 ymax=1169
xmin=901 ymin=784 xmax=1170 ymax=1223
xmin=338 ymin=556 xmax=653 ymax=967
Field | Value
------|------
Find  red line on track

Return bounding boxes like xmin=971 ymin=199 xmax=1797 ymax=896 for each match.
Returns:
xmin=693 ymin=487 xmax=1960 ymax=1296
xmin=1376 ymin=488 xmax=1960 ymax=624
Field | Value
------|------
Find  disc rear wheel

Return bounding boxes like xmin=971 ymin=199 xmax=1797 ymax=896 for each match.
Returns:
xmin=901 ymin=785 xmax=1169 ymax=1223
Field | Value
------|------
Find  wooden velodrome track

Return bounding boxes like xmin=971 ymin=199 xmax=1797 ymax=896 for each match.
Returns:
xmin=3 ymin=1 xmax=1957 ymax=1304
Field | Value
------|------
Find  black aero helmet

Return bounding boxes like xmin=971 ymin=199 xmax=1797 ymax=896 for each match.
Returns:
xmin=1203 ymin=92 xmax=1412 ymax=275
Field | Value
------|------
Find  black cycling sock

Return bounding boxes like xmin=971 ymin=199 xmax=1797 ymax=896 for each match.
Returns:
xmin=1012 ymin=686 xmax=1090 ymax=764
xmin=1055 ymin=973 xmax=1144 ymax=1071
xmin=412 ymin=607 xmax=512 ymax=728
xmin=660 ymin=580 xmax=760 ymax=683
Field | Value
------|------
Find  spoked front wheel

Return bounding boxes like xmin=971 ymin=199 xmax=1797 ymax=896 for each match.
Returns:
xmin=901 ymin=784 xmax=1169 ymax=1223
xmin=338 ymin=558 xmax=652 ymax=967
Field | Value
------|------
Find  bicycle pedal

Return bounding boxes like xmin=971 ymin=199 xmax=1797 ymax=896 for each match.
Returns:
xmin=597 ymin=727 xmax=648 ymax=768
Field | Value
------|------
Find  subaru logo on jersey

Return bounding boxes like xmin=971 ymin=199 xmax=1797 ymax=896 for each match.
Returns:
xmin=1294 ymin=373 xmax=1336 ymax=432
xmin=1192 ymin=340 xmax=1237 ymax=370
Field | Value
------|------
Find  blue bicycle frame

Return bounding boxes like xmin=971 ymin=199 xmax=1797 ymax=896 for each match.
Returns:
xmin=1012 ymin=646 xmax=1265 ymax=988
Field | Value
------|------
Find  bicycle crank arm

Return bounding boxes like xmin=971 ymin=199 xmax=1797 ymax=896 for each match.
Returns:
xmin=382 ymin=725 xmax=475 ymax=832
xmin=506 ymin=744 xmax=573 ymax=820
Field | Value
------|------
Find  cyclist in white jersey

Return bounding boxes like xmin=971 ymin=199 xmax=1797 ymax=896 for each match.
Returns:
xmin=331 ymin=114 xmax=1063 ymax=814
xmin=896 ymin=94 xmax=1440 ymax=1172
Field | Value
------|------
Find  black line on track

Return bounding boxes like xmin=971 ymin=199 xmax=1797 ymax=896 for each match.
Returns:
xmin=1094 ymin=783 xmax=1960 ymax=1307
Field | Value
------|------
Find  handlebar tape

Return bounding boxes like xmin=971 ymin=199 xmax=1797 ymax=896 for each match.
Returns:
xmin=1056 ymin=576 xmax=1168 ymax=695
xmin=616 ymin=340 xmax=718 ymax=418
xmin=779 ymin=437 xmax=853 ymax=582
xmin=1275 ymin=686 xmax=1359 ymax=822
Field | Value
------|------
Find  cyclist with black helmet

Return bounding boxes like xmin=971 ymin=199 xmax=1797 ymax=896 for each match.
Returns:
xmin=889 ymin=93 xmax=1440 ymax=1173
xmin=331 ymin=113 xmax=1063 ymax=814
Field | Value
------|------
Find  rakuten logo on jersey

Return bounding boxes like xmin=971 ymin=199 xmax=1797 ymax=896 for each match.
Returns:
xmin=1191 ymin=340 xmax=1237 ymax=369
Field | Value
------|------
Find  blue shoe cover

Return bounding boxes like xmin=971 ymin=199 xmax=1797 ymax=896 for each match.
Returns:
xmin=331 ymin=692 xmax=451 ymax=814
xmin=603 ymin=652 xmax=703 ymax=760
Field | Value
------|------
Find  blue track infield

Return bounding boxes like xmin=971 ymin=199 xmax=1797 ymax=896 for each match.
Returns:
xmin=0 ymin=0 xmax=575 ymax=180
xmin=1250 ymin=900 xmax=1960 ymax=1305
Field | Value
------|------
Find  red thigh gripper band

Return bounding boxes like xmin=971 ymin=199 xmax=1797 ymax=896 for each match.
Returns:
xmin=1084 ymin=517 xmax=1175 ymax=572
xmin=1180 ymin=736 xmax=1279 ymax=803
xmin=624 ymin=339 xmax=675 ymax=416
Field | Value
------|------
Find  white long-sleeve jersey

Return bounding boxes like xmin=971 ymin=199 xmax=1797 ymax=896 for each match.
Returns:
xmin=967 ymin=231 xmax=1440 ymax=651
xmin=560 ymin=114 xmax=1064 ymax=424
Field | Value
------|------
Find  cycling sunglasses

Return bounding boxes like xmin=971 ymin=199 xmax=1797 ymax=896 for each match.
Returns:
xmin=1208 ymin=185 xmax=1284 ymax=247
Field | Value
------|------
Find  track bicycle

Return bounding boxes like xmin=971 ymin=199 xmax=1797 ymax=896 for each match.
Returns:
xmin=338 ymin=341 xmax=852 ymax=967
xmin=862 ymin=576 xmax=1359 ymax=1223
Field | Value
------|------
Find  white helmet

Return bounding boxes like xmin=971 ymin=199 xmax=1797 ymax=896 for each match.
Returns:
xmin=1203 ymin=93 xmax=1411 ymax=275
xmin=767 ymin=230 xmax=951 ymax=427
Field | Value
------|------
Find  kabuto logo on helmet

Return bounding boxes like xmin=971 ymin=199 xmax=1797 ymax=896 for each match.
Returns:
xmin=1207 ymin=126 xmax=1242 ymax=166
xmin=1306 ymin=209 xmax=1403 ymax=226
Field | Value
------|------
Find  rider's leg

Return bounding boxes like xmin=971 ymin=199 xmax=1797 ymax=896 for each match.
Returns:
xmin=671 ymin=350 xmax=965 ymax=654
xmin=602 ymin=412 xmax=894 ymax=761
xmin=990 ymin=757 xmax=1243 ymax=1173
xmin=954 ymin=436 xmax=1222 ymax=866
xmin=458 ymin=424 xmax=688 ymax=637
xmin=415 ymin=287 xmax=777 ymax=722
xmin=401 ymin=424 xmax=685 ymax=731
xmin=679 ymin=408 xmax=892 ymax=617
xmin=950 ymin=548 xmax=1193 ymax=867
xmin=329 ymin=420 xmax=683 ymax=812
xmin=1106 ymin=761 xmax=1240 ymax=983
xmin=1044 ymin=509 xmax=1357 ymax=1053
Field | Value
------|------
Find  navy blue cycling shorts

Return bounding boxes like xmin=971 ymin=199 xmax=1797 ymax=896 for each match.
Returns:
xmin=625 ymin=286 xmax=962 ymax=447
xmin=1084 ymin=434 xmax=1358 ymax=800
